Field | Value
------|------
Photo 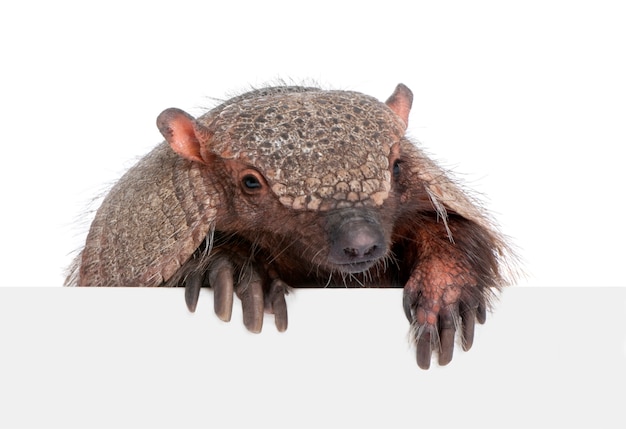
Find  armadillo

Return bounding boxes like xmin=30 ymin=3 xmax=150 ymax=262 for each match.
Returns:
xmin=66 ymin=83 xmax=517 ymax=369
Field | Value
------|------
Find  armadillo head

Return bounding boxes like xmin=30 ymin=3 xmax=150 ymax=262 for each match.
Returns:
xmin=157 ymin=84 xmax=412 ymax=211
xmin=155 ymin=85 xmax=414 ymax=274
xmin=201 ymin=85 xmax=411 ymax=211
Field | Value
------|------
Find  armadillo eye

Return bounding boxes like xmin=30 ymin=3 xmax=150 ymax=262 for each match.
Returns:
xmin=392 ymin=159 xmax=402 ymax=179
xmin=242 ymin=174 xmax=262 ymax=190
xmin=239 ymin=169 xmax=266 ymax=195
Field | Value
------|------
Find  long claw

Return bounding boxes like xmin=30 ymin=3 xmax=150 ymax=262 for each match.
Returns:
xmin=459 ymin=300 xmax=476 ymax=351
xmin=237 ymin=270 xmax=264 ymax=334
xmin=184 ymin=272 xmax=202 ymax=313
xmin=267 ymin=279 xmax=289 ymax=332
xmin=415 ymin=329 xmax=432 ymax=370
xmin=476 ymin=302 xmax=487 ymax=324
xmin=209 ymin=259 xmax=235 ymax=322
xmin=402 ymin=288 xmax=416 ymax=322
xmin=438 ymin=309 xmax=456 ymax=366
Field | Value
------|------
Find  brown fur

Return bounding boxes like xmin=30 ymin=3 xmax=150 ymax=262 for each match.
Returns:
xmin=66 ymin=83 xmax=517 ymax=369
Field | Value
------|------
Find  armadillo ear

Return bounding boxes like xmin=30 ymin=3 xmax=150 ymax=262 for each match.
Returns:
xmin=385 ymin=84 xmax=413 ymax=128
xmin=156 ymin=108 xmax=212 ymax=164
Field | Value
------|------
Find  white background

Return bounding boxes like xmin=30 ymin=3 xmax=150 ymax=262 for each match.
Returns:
xmin=1 ymin=0 xmax=625 ymax=287
xmin=1 ymin=1 xmax=625 ymax=428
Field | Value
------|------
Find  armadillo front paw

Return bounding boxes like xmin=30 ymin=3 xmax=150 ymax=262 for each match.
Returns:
xmin=183 ymin=255 xmax=289 ymax=333
xmin=403 ymin=283 xmax=487 ymax=369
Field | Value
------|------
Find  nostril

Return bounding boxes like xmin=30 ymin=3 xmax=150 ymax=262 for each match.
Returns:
xmin=364 ymin=245 xmax=378 ymax=257
xmin=343 ymin=247 xmax=359 ymax=257
xmin=343 ymin=244 xmax=379 ymax=258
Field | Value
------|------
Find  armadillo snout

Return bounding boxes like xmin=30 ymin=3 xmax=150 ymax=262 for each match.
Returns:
xmin=327 ymin=210 xmax=387 ymax=273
